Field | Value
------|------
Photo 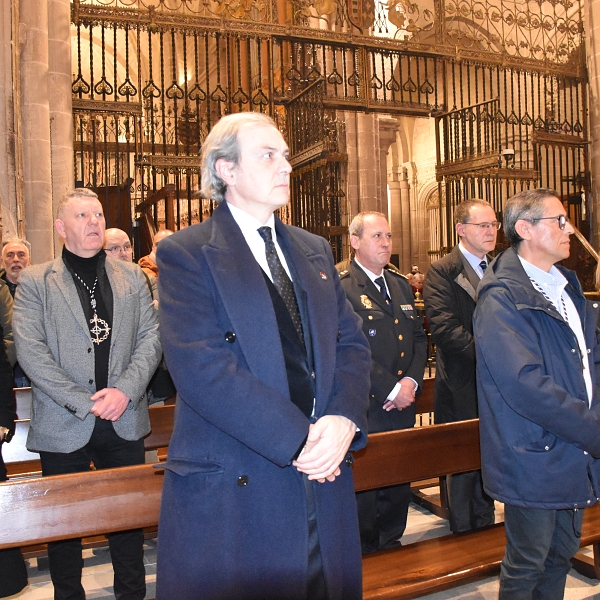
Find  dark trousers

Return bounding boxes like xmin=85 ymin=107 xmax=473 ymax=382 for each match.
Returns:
xmin=39 ymin=418 xmax=146 ymax=600
xmin=500 ymin=504 xmax=582 ymax=600
xmin=356 ymin=483 xmax=411 ymax=554
xmin=446 ymin=469 xmax=495 ymax=533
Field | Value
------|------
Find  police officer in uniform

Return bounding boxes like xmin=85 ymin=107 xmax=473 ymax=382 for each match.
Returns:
xmin=338 ymin=211 xmax=427 ymax=553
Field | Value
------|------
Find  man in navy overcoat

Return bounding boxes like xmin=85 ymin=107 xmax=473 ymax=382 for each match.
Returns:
xmin=155 ymin=112 xmax=371 ymax=600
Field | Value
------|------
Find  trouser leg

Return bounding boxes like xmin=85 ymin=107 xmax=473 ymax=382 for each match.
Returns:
xmin=378 ymin=483 xmax=411 ymax=550
xmin=40 ymin=449 xmax=92 ymax=600
xmin=500 ymin=504 xmax=579 ymax=600
xmin=470 ymin=470 xmax=495 ymax=529
xmin=356 ymin=489 xmax=379 ymax=554
xmin=304 ymin=475 xmax=328 ymax=600
xmin=88 ymin=420 xmax=146 ymax=600
xmin=532 ymin=508 xmax=582 ymax=600
xmin=108 ymin=529 xmax=146 ymax=600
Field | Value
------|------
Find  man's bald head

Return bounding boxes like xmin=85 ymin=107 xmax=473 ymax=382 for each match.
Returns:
xmin=104 ymin=228 xmax=133 ymax=262
xmin=153 ymin=229 xmax=174 ymax=252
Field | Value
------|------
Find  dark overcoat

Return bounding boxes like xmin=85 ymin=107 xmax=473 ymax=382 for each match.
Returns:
xmin=0 ymin=320 xmax=28 ymax=598
xmin=155 ymin=203 xmax=371 ymax=600
xmin=423 ymin=245 xmax=480 ymax=423
xmin=339 ymin=260 xmax=427 ymax=432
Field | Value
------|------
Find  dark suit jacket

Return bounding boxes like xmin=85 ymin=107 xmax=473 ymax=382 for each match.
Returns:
xmin=423 ymin=245 xmax=483 ymax=423
xmin=340 ymin=260 xmax=427 ymax=432
xmin=155 ymin=203 xmax=371 ymax=600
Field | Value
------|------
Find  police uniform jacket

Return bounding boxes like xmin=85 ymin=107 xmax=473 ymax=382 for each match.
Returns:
xmin=340 ymin=260 xmax=427 ymax=432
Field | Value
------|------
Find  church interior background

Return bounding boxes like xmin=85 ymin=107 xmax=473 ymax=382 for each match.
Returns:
xmin=1 ymin=0 xmax=600 ymax=287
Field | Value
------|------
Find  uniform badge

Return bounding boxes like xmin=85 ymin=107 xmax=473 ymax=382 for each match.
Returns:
xmin=400 ymin=304 xmax=414 ymax=311
xmin=369 ymin=329 xmax=376 ymax=337
xmin=360 ymin=295 xmax=373 ymax=309
xmin=320 ymin=271 xmax=328 ymax=280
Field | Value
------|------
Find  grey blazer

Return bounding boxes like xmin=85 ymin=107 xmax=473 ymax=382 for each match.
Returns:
xmin=13 ymin=255 xmax=161 ymax=453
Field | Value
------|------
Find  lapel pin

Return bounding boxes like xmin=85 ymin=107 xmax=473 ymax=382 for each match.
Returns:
xmin=360 ymin=295 xmax=373 ymax=309
xmin=320 ymin=271 xmax=328 ymax=280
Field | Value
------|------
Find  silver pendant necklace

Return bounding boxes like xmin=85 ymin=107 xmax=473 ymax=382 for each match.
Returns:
xmin=72 ymin=273 xmax=111 ymax=345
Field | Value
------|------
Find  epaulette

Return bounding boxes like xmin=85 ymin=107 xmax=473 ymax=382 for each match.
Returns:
xmin=335 ymin=258 xmax=352 ymax=275
xmin=385 ymin=263 xmax=409 ymax=280
xmin=339 ymin=269 xmax=349 ymax=279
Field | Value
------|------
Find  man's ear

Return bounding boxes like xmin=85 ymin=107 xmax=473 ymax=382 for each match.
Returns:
xmin=514 ymin=219 xmax=532 ymax=241
xmin=350 ymin=234 xmax=360 ymax=251
xmin=215 ymin=158 xmax=236 ymax=187
xmin=54 ymin=219 xmax=66 ymax=240
xmin=455 ymin=222 xmax=465 ymax=239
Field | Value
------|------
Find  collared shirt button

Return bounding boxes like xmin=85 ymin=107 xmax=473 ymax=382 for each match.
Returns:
xmin=594 ymin=303 xmax=598 ymax=308
xmin=397 ymin=370 xmax=403 ymax=376
xmin=588 ymin=499 xmax=592 ymax=504
xmin=544 ymin=446 xmax=550 ymax=451
xmin=225 ymin=332 xmax=236 ymax=343
xmin=571 ymin=349 xmax=576 ymax=353
xmin=401 ymin=352 xmax=405 ymax=357
xmin=237 ymin=475 xmax=249 ymax=487
xmin=398 ymin=335 xmax=403 ymax=341
xmin=87 ymin=348 xmax=92 ymax=353
xmin=89 ymin=379 xmax=94 ymax=385
xmin=588 ymin=349 xmax=592 ymax=354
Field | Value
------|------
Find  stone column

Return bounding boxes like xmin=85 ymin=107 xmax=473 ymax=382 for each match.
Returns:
xmin=345 ymin=112 xmax=384 ymax=216
xmin=0 ymin=0 xmax=23 ymax=241
xmin=48 ymin=0 xmax=74 ymax=256
xmin=20 ymin=0 xmax=54 ymax=263
xmin=587 ymin=3 xmax=600 ymax=247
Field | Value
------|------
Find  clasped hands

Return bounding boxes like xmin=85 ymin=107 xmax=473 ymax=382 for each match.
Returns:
xmin=90 ymin=388 xmax=130 ymax=421
xmin=293 ymin=415 xmax=356 ymax=484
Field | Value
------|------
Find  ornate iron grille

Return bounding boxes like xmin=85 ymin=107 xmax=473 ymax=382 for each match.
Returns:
xmin=434 ymin=59 xmax=588 ymax=250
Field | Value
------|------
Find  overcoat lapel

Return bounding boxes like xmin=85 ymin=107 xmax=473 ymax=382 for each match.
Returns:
xmin=203 ymin=205 xmax=289 ymax=397
xmin=50 ymin=258 xmax=92 ymax=339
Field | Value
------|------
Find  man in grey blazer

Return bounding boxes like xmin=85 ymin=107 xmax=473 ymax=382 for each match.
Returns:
xmin=13 ymin=188 xmax=161 ymax=600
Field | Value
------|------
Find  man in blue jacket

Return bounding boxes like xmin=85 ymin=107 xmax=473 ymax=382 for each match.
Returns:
xmin=474 ymin=188 xmax=600 ymax=599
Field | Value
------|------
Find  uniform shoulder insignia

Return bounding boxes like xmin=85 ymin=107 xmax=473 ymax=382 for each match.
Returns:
xmin=339 ymin=269 xmax=349 ymax=279
xmin=385 ymin=264 xmax=408 ymax=280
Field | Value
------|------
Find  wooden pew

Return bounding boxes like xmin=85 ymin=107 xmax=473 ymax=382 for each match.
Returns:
xmin=4 ymin=403 xmax=175 ymax=478
xmin=353 ymin=420 xmax=600 ymax=598
xmin=1 ymin=420 xmax=600 ymax=598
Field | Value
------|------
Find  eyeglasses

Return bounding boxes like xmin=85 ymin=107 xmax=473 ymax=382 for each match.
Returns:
xmin=529 ymin=215 xmax=569 ymax=230
xmin=462 ymin=221 xmax=502 ymax=231
xmin=106 ymin=244 xmax=132 ymax=254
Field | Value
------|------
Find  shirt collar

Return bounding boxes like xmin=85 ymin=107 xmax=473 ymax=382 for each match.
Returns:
xmin=517 ymin=254 xmax=567 ymax=298
xmin=354 ymin=258 xmax=384 ymax=284
xmin=458 ymin=242 xmax=487 ymax=275
xmin=227 ymin=202 xmax=277 ymax=242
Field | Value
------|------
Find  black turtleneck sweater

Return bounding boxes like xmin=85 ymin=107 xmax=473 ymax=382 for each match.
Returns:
xmin=62 ymin=247 xmax=113 ymax=392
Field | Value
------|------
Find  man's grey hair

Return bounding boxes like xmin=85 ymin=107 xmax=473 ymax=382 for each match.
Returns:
xmin=2 ymin=238 xmax=31 ymax=256
xmin=504 ymin=188 xmax=560 ymax=248
xmin=454 ymin=199 xmax=494 ymax=225
xmin=349 ymin=211 xmax=387 ymax=238
xmin=56 ymin=188 xmax=100 ymax=219
xmin=201 ymin=112 xmax=278 ymax=204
